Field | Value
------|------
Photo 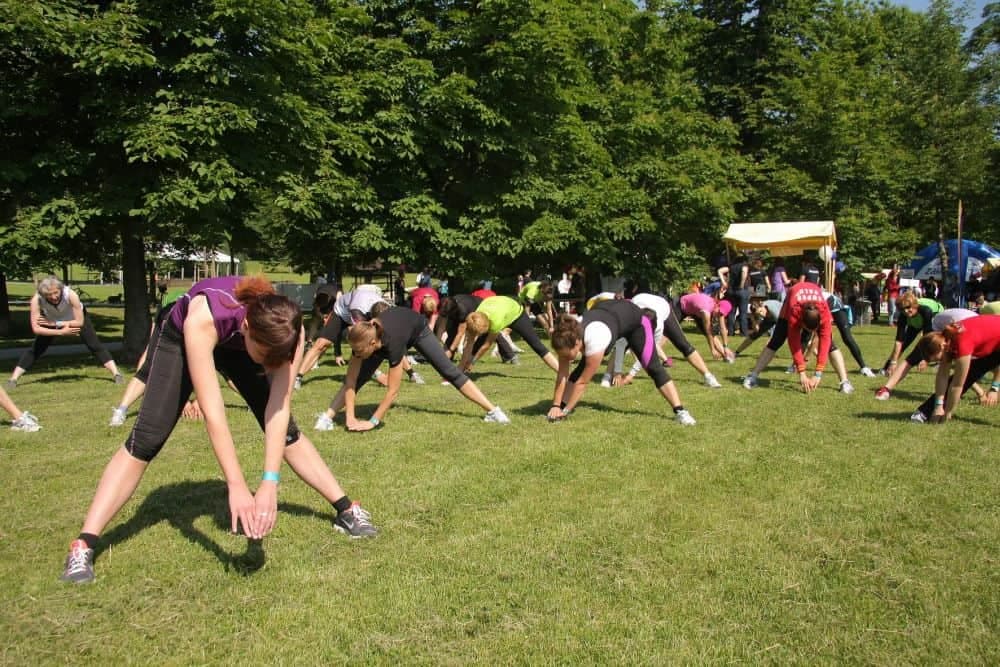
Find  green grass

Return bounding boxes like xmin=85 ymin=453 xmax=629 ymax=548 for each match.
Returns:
xmin=0 ymin=323 xmax=998 ymax=663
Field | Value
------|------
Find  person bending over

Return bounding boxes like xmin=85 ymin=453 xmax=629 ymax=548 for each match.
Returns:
xmin=314 ymin=306 xmax=510 ymax=431
xmin=460 ymin=296 xmax=559 ymax=373
xmin=879 ymin=292 xmax=943 ymax=376
xmin=59 ymin=276 xmax=376 ymax=585
xmin=546 ymin=301 xmax=696 ymax=426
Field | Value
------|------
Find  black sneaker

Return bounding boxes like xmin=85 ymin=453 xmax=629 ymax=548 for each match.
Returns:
xmin=333 ymin=502 xmax=378 ymax=538
xmin=59 ymin=539 xmax=95 ymax=583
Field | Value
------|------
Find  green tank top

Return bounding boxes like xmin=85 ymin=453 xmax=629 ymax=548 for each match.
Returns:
xmin=906 ymin=298 xmax=943 ymax=328
xmin=477 ymin=296 xmax=523 ymax=333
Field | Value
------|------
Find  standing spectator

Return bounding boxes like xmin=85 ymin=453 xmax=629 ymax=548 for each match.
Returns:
xmin=720 ymin=255 xmax=750 ymax=337
xmin=6 ymin=276 xmax=124 ymax=389
xmin=884 ymin=264 xmax=901 ymax=325
xmin=393 ymin=267 xmax=408 ymax=307
xmin=770 ymin=258 xmax=790 ymax=301
xmin=864 ymin=277 xmax=882 ymax=324
xmin=748 ymin=258 xmax=771 ymax=298
xmin=923 ymin=277 xmax=938 ymax=301
xmin=471 ymin=280 xmax=496 ymax=300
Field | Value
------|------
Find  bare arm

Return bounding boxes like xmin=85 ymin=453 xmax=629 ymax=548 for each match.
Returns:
xmin=561 ymin=353 xmax=603 ymax=414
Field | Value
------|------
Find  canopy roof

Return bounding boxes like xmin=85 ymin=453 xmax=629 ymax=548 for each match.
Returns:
xmin=723 ymin=221 xmax=836 ymax=256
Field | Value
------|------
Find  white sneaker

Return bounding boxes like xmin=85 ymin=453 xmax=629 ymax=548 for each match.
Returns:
xmin=910 ymin=410 xmax=927 ymax=424
xmin=742 ymin=375 xmax=758 ymax=389
xmin=483 ymin=406 xmax=511 ymax=424
xmin=406 ymin=355 xmax=419 ymax=365
xmin=293 ymin=375 xmax=302 ymax=390
xmin=839 ymin=380 xmax=855 ymax=394
xmin=675 ymin=409 xmax=696 ymax=426
xmin=314 ymin=413 xmax=335 ymax=431
xmin=724 ymin=350 xmax=736 ymax=364
xmin=600 ymin=373 xmax=612 ymax=388
xmin=109 ymin=406 xmax=127 ymax=427
xmin=704 ymin=373 xmax=722 ymax=389
xmin=409 ymin=371 xmax=426 ymax=385
xmin=11 ymin=411 xmax=40 ymax=432
xmin=860 ymin=367 xmax=876 ymax=378
xmin=785 ymin=364 xmax=795 ymax=374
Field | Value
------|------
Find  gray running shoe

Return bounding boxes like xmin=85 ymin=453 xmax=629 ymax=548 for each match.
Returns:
xmin=409 ymin=371 xmax=426 ymax=385
xmin=742 ymin=375 xmax=758 ymax=389
xmin=113 ymin=373 xmax=125 ymax=385
xmin=483 ymin=406 xmax=511 ymax=424
xmin=59 ymin=540 xmax=95 ymax=583
xmin=839 ymin=380 xmax=855 ymax=394
xmin=293 ymin=375 xmax=302 ymax=391
xmin=314 ymin=413 xmax=335 ymax=431
xmin=675 ymin=409 xmax=697 ymax=426
xmin=333 ymin=503 xmax=378 ymax=538
xmin=704 ymin=373 xmax=722 ymax=389
xmin=910 ymin=410 xmax=928 ymax=424
xmin=860 ymin=367 xmax=876 ymax=378
xmin=11 ymin=411 xmax=40 ymax=432
xmin=505 ymin=354 xmax=520 ymax=365
xmin=109 ymin=407 xmax=127 ymax=427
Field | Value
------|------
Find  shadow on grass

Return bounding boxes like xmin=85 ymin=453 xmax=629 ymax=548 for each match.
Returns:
xmin=96 ymin=479 xmax=332 ymax=576
xmin=856 ymin=410 xmax=998 ymax=427
xmin=517 ymin=398 xmax=666 ymax=419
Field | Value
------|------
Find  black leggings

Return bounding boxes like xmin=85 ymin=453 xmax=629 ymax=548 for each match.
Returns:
xmin=662 ymin=308 xmax=696 ymax=357
xmin=883 ymin=326 xmax=920 ymax=371
xmin=766 ymin=319 xmax=839 ymax=354
xmin=832 ymin=309 xmax=867 ymax=368
xmin=747 ymin=314 xmax=777 ymax=342
xmin=355 ymin=326 xmax=470 ymax=392
xmin=124 ymin=321 xmax=301 ymax=462
xmin=570 ymin=319 xmax=671 ymax=388
xmin=915 ymin=351 xmax=1000 ymax=418
xmin=17 ymin=311 xmax=113 ymax=370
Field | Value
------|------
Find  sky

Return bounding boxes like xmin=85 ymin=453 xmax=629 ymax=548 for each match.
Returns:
xmin=894 ymin=0 xmax=989 ymax=33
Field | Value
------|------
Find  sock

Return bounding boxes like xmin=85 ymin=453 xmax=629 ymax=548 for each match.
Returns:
xmin=77 ymin=533 xmax=99 ymax=550
xmin=672 ymin=405 xmax=685 ymax=414
xmin=333 ymin=496 xmax=352 ymax=514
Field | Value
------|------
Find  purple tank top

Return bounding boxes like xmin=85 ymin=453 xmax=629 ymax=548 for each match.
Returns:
xmin=169 ymin=276 xmax=246 ymax=350
xmin=771 ymin=266 xmax=786 ymax=293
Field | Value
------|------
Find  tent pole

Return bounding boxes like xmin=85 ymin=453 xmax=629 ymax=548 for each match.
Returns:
xmin=956 ymin=200 xmax=964 ymax=308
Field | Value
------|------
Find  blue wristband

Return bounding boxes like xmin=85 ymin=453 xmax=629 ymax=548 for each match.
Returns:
xmin=369 ymin=416 xmax=380 ymax=426
xmin=992 ymin=381 xmax=1000 ymax=390
xmin=261 ymin=471 xmax=280 ymax=483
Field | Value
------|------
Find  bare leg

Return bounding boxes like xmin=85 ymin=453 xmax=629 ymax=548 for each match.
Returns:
xmin=458 ymin=380 xmax=496 ymax=412
xmin=283 ymin=435 xmax=346 ymax=503
xmin=883 ymin=361 xmax=913 ymax=390
xmin=80 ymin=448 xmax=149 ymax=535
xmin=0 ymin=387 xmax=24 ymax=421
xmin=749 ymin=347 xmax=777 ymax=377
xmin=103 ymin=360 xmax=121 ymax=378
xmin=116 ymin=377 xmax=147 ymax=411
xmin=656 ymin=380 xmax=683 ymax=409
xmin=829 ymin=348 xmax=849 ymax=383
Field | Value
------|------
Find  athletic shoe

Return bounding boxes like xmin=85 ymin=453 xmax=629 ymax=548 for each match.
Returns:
xmin=109 ymin=407 xmax=127 ymax=427
xmin=910 ymin=410 xmax=928 ymax=424
xmin=675 ymin=409 xmax=697 ymax=426
xmin=785 ymin=364 xmax=795 ymax=374
xmin=113 ymin=373 xmax=124 ymax=385
xmin=742 ymin=375 xmax=758 ymax=389
xmin=704 ymin=373 xmax=722 ymax=389
xmin=600 ymin=373 xmax=612 ymax=388
xmin=874 ymin=387 xmax=891 ymax=401
xmin=491 ymin=346 xmax=501 ymax=359
xmin=483 ymin=406 xmax=511 ymax=424
xmin=409 ymin=371 xmax=426 ymax=385
xmin=839 ymin=380 xmax=855 ymax=394
xmin=724 ymin=350 xmax=736 ymax=364
xmin=11 ymin=411 xmax=40 ymax=432
xmin=860 ymin=367 xmax=876 ymax=378
xmin=59 ymin=539 xmax=95 ymax=584
xmin=5 ymin=378 xmax=16 ymax=390
xmin=313 ymin=413 xmax=334 ymax=431
xmin=504 ymin=354 xmax=520 ymax=366
xmin=406 ymin=355 xmax=419 ymax=365
xmin=293 ymin=375 xmax=302 ymax=390
xmin=877 ymin=368 xmax=888 ymax=377
xmin=333 ymin=502 xmax=378 ymax=539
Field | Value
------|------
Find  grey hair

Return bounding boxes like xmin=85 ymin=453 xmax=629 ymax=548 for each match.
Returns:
xmin=38 ymin=275 xmax=63 ymax=295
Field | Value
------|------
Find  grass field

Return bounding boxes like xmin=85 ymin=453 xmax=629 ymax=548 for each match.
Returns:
xmin=0 ymin=322 xmax=998 ymax=663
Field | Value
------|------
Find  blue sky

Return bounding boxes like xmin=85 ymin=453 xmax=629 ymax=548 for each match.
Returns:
xmin=895 ymin=0 xmax=988 ymax=32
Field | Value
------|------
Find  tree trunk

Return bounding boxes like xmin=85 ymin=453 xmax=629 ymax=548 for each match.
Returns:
xmin=121 ymin=223 xmax=151 ymax=364
xmin=0 ymin=273 xmax=9 ymax=336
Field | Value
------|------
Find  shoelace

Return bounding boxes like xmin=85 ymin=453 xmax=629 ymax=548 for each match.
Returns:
xmin=65 ymin=548 xmax=91 ymax=574
xmin=350 ymin=505 xmax=373 ymax=526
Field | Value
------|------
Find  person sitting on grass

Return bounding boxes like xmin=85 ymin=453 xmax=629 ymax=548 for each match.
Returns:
xmin=6 ymin=276 xmax=124 ymax=389
xmin=459 ymin=296 xmax=560 ymax=373
xmin=59 ymin=275 xmax=377 ymax=585
xmin=909 ymin=315 xmax=1000 ymax=424
xmin=1 ymin=385 xmax=40 ymax=432
xmin=313 ymin=306 xmax=511 ymax=432
xmin=546 ymin=301 xmax=696 ymax=426
xmin=741 ymin=280 xmax=854 ymax=394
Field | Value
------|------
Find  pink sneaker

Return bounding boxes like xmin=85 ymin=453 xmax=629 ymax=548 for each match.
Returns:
xmin=874 ymin=387 xmax=891 ymax=401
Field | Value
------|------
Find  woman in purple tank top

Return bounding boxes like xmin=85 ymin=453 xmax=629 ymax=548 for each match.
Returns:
xmin=59 ymin=276 xmax=376 ymax=585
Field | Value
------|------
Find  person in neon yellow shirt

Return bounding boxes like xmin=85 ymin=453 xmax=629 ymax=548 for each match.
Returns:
xmin=460 ymin=296 xmax=559 ymax=373
xmin=518 ymin=280 xmax=556 ymax=335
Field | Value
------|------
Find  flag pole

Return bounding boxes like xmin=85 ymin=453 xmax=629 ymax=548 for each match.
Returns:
xmin=957 ymin=200 xmax=964 ymax=308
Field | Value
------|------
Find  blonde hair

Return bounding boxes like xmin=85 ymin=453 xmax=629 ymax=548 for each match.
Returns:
xmin=465 ymin=312 xmax=490 ymax=338
xmin=897 ymin=291 xmax=919 ymax=310
xmin=420 ymin=295 xmax=437 ymax=317
xmin=348 ymin=319 xmax=383 ymax=352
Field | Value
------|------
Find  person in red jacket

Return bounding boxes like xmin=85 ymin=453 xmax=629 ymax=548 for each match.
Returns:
xmin=741 ymin=281 xmax=854 ymax=394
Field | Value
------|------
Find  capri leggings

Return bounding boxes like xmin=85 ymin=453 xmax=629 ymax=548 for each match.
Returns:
xmin=615 ymin=309 xmax=697 ymax=375
xmin=124 ymin=321 xmax=301 ymax=462
xmin=832 ymin=309 xmax=867 ymax=368
xmin=746 ymin=314 xmax=777 ymax=343
xmin=16 ymin=309 xmax=113 ymax=370
xmin=571 ymin=318 xmax=671 ymax=388
xmin=355 ymin=326 xmax=471 ymax=392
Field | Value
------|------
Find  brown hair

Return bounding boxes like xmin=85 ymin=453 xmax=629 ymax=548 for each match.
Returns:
xmin=801 ymin=304 xmax=821 ymax=331
xmin=917 ymin=331 xmax=947 ymax=360
xmin=235 ymin=276 xmax=302 ymax=368
xmin=369 ymin=300 xmax=391 ymax=319
xmin=538 ymin=281 xmax=555 ymax=302
xmin=551 ymin=313 xmax=583 ymax=351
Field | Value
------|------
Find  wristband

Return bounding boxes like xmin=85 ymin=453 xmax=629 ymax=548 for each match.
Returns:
xmin=992 ymin=381 xmax=1000 ymax=390
xmin=934 ymin=398 xmax=945 ymax=406
xmin=551 ymin=404 xmax=562 ymax=409
xmin=813 ymin=371 xmax=822 ymax=378
xmin=369 ymin=416 xmax=380 ymax=426
xmin=261 ymin=471 xmax=280 ymax=483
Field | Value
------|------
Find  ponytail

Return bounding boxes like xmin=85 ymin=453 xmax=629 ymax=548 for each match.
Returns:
xmin=234 ymin=275 xmax=276 ymax=304
xmin=348 ymin=319 xmax=383 ymax=350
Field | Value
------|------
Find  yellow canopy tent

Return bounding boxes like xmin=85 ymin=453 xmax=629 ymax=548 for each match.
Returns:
xmin=722 ymin=220 xmax=837 ymax=291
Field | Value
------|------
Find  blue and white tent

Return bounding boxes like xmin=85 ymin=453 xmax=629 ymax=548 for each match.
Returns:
xmin=906 ymin=239 xmax=1000 ymax=281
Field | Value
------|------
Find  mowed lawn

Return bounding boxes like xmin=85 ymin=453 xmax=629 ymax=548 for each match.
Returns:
xmin=0 ymin=321 xmax=998 ymax=663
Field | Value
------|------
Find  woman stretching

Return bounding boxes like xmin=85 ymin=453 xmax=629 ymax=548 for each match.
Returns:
xmin=460 ymin=296 xmax=559 ymax=373
xmin=7 ymin=276 xmax=123 ymax=388
xmin=316 ymin=307 xmax=510 ymax=431
xmin=879 ymin=293 xmax=943 ymax=376
xmin=546 ymin=301 xmax=696 ymax=426
xmin=910 ymin=315 xmax=1000 ymax=423
xmin=677 ymin=291 xmax=733 ymax=361
xmin=59 ymin=276 xmax=376 ymax=584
